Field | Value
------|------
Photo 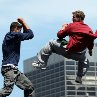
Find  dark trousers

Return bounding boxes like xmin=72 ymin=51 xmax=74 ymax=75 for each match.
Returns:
xmin=37 ymin=39 xmax=89 ymax=77
xmin=0 ymin=66 xmax=35 ymax=97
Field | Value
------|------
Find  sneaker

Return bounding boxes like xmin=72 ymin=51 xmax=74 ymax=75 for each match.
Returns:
xmin=75 ymin=76 xmax=82 ymax=84
xmin=32 ymin=61 xmax=46 ymax=69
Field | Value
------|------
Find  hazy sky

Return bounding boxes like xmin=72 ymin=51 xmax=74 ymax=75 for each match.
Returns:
xmin=0 ymin=0 xmax=97 ymax=97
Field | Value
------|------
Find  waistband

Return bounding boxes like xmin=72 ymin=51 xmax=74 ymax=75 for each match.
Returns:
xmin=2 ymin=64 xmax=17 ymax=68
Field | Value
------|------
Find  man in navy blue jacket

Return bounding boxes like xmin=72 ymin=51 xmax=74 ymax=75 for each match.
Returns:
xmin=0 ymin=18 xmax=35 ymax=97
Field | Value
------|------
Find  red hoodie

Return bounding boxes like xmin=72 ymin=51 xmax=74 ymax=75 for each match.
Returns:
xmin=57 ymin=22 xmax=96 ymax=52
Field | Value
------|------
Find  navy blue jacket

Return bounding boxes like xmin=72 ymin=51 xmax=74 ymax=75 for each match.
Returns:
xmin=2 ymin=29 xmax=34 ymax=66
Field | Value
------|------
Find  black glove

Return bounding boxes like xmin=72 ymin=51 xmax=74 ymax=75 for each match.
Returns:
xmin=57 ymin=39 xmax=68 ymax=46
xmin=88 ymin=50 xmax=92 ymax=56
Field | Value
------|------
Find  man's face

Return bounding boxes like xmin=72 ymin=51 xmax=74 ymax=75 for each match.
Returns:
xmin=14 ymin=27 xmax=22 ymax=32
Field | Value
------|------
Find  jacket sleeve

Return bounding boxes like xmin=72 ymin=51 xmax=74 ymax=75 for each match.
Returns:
xmin=57 ymin=24 xmax=71 ymax=39
xmin=16 ymin=29 xmax=34 ymax=41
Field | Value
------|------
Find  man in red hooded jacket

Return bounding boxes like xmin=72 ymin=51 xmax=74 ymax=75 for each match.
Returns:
xmin=32 ymin=10 xmax=96 ymax=84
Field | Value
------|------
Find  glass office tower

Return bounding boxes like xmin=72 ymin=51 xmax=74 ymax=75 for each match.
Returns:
xmin=24 ymin=44 xmax=97 ymax=97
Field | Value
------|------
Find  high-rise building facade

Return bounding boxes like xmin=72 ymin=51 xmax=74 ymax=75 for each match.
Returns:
xmin=24 ymin=44 xmax=97 ymax=97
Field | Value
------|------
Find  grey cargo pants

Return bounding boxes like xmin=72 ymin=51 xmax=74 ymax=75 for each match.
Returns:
xmin=0 ymin=65 xmax=35 ymax=97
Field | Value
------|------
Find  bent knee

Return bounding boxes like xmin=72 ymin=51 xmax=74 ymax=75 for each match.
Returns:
xmin=0 ymin=87 xmax=13 ymax=96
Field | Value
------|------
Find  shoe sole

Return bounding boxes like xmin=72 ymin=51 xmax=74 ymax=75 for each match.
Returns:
xmin=75 ymin=80 xmax=82 ymax=84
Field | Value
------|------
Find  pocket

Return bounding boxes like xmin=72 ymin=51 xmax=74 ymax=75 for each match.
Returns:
xmin=1 ymin=66 xmax=11 ymax=75
xmin=17 ymin=73 xmax=33 ymax=89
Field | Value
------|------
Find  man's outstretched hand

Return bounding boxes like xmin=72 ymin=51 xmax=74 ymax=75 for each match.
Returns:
xmin=60 ymin=24 xmax=68 ymax=30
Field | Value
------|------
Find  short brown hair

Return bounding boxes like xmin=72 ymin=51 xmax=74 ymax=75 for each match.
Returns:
xmin=10 ymin=22 xmax=22 ymax=31
xmin=72 ymin=10 xmax=85 ymax=20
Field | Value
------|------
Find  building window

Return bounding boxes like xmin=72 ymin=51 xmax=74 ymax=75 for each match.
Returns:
xmin=41 ymin=81 xmax=45 ymax=86
xmin=36 ymin=93 xmax=41 ymax=97
xmin=60 ymin=61 xmax=64 ymax=66
xmin=36 ymin=87 xmax=41 ymax=92
xmin=51 ymin=79 xmax=55 ymax=83
xmin=50 ymin=93 xmax=55 ymax=97
xmin=50 ymin=83 xmax=55 ymax=88
xmin=41 ymin=72 xmax=45 ymax=76
xmin=88 ymin=92 xmax=95 ymax=96
xmin=55 ymin=92 xmax=60 ymax=97
xmin=67 ymin=91 xmax=75 ymax=95
xmin=60 ymin=71 xmax=64 ymax=76
xmin=55 ymin=82 xmax=60 ymax=87
xmin=55 ymin=77 xmax=60 ymax=82
xmin=45 ymin=90 xmax=50 ymax=95
xmin=60 ymin=81 xmax=65 ymax=86
xmin=51 ymin=89 xmax=55 ymax=94
xmin=66 ymin=66 xmax=75 ymax=70
xmin=87 ymin=87 xmax=95 ymax=91
xmin=60 ymin=76 xmax=64 ymax=81
xmin=60 ymin=91 xmax=65 ymax=96
xmin=66 ymin=71 xmax=75 ymax=75
xmin=36 ymin=74 xmax=41 ymax=78
xmin=46 ymin=80 xmax=50 ymax=85
xmin=60 ymin=86 xmax=65 ymax=91
xmin=89 ymin=62 xmax=95 ymax=66
xmin=60 ymin=66 xmax=64 ymax=71
xmin=66 ymin=61 xmax=75 ymax=65
xmin=36 ymin=69 xmax=41 ymax=74
xmin=41 ymin=91 xmax=45 ymax=96
xmin=41 ymin=86 xmax=45 ymax=91
xmin=46 ymin=75 xmax=51 ymax=80
xmin=50 ymin=69 xmax=54 ymax=74
xmin=46 ymin=71 xmax=50 ymax=75
xmin=32 ymin=75 xmax=36 ymax=79
xmin=86 ymin=72 xmax=95 ymax=76
xmin=88 ymin=67 xmax=95 ymax=71
xmin=36 ymin=78 xmax=41 ymax=83
xmin=55 ymin=68 xmax=59 ymax=72
xmin=41 ymin=77 xmax=45 ymax=81
xmin=32 ymin=70 xmax=36 ymax=75
xmin=36 ymin=83 xmax=41 ymax=88
xmin=67 ymin=86 xmax=75 ymax=90
xmin=50 ymin=65 xmax=54 ymax=69
xmin=55 ymin=87 xmax=60 ymax=92
xmin=45 ymin=85 xmax=50 ymax=90
xmin=55 ymin=73 xmax=60 ymax=77
xmin=77 ymin=91 xmax=85 ymax=95
xmin=55 ymin=63 xmax=59 ymax=67
xmin=77 ymin=87 xmax=85 ymax=90
xmin=66 ymin=81 xmax=73 ymax=85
